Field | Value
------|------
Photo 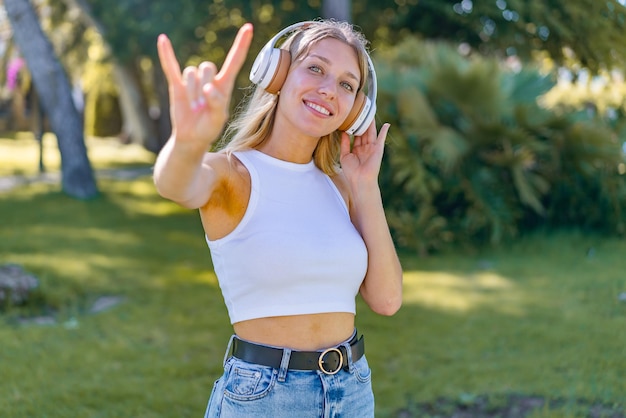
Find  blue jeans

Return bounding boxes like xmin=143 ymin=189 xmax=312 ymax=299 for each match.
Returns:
xmin=204 ymin=335 xmax=375 ymax=417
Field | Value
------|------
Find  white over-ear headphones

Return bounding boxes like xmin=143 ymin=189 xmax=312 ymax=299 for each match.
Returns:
xmin=249 ymin=21 xmax=377 ymax=136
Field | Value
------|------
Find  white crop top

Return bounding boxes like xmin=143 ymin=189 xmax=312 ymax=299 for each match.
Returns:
xmin=205 ymin=149 xmax=368 ymax=324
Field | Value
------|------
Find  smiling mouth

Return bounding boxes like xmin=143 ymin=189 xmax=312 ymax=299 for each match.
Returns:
xmin=304 ymin=100 xmax=332 ymax=116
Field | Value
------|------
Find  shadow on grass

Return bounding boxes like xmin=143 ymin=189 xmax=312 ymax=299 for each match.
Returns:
xmin=1 ymin=179 xmax=213 ymax=315
xmin=396 ymin=393 xmax=625 ymax=418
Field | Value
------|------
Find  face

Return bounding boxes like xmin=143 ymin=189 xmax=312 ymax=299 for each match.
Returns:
xmin=276 ymin=37 xmax=361 ymax=138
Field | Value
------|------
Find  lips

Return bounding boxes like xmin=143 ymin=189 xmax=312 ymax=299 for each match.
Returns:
xmin=304 ymin=100 xmax=332 ymax=116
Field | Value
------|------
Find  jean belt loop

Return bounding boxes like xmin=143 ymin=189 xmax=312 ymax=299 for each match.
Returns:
xmin=343 ymin=328 xmax=358 ymax=372
xmin=277 ymin=348 xmax=292 ymax=382
xmin=341 ymin=340 xmax=354 ymax=372
xmin=223 ymin=335 xmax=236 ymax=367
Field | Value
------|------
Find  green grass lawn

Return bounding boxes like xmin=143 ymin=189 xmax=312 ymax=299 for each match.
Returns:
xmin=0 ymin=132 xmax=155 ymax=177
xmin=1 ymin=136 xmax=625 ymax=417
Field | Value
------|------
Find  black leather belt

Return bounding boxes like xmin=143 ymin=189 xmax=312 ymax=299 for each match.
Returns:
xmin=231 ymin=334 xmax=365 ymax=375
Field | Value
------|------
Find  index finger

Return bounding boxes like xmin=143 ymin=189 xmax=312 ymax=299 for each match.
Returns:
xmin=214 ymin=23 xmax=254 ymax=90
xmin=157 ymin=34 xmax=183 ymax=88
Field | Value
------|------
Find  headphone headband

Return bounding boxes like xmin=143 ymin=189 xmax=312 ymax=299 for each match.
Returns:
xmin=249 ymin=21 xmax=377 ymax=136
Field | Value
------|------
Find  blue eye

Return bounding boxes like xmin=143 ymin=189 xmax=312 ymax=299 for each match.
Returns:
xmin=341 ymin=81 xmax=354 ymax=92
xmin=309 ymin=65 xmax=322 ymax=73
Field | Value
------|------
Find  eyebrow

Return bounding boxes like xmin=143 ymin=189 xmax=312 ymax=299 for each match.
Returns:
xmin=308 ymin=53 xmax=360 ymax=84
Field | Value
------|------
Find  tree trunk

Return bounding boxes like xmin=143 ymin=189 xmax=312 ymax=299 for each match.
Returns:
xmin=114 ymin=62 xmax=160 ymax=153
xmin=153 ymin=62 xmax=171 ymax=149
xmin=4 ymin=0 xmax=98 ymax=199
xmin=31 ymin=89 xmax=46 ymax=173
xmin=63 ymin=0 xmax=160 ymax=152
xmin=322 ymin=0 xmax=352 ymax=22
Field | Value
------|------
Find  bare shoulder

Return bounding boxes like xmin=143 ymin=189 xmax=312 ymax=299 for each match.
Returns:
xmin=200 ymin=151 xmax=250 ymax=201
xmin=201 ymin=151 xmax=241 ymax=174
xmin=199 ymin=151 xmax=251 ymax=240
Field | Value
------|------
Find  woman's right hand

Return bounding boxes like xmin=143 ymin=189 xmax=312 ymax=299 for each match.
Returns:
xmin=157 ymin=23 xmax=254 ymax=150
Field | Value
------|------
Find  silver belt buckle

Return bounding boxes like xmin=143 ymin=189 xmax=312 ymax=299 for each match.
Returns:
xmin=318 ymin=347 xmax=343 ymax=375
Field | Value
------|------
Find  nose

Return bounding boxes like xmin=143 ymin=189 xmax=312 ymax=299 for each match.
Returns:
xmin=317 ymin=77 xmax=337 ymax=98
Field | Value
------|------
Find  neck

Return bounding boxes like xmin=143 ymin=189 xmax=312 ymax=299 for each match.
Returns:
xmin=259 ymin=120 xmax=321 ymax=164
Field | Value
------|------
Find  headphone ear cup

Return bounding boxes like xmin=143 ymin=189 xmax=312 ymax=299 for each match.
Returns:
xmin=338 ymin=91 xmax=367 ymax=133
xmin=352 ymin=100 xmax=376 ymax=136
xmin=250 ymin=47 xmax=291 ymax=94
xmin=249 ymin=45 xmax=271 ymax=85
xmin=265 ymin=49 xmax=291 ymax=94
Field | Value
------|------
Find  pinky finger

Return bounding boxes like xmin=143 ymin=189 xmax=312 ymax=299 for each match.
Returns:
xmin=378 ymin=123 xmax=391 ymax=144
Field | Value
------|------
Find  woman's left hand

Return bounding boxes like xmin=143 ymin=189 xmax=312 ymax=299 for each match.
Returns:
xmin=339 ymin=122 xmax=390 ymax=186
xmin=339 ymin=121 xmax=403 ymax=316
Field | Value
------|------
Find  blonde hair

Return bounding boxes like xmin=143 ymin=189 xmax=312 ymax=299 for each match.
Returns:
xmin=218 ymin=20 xmax=371 ymax=175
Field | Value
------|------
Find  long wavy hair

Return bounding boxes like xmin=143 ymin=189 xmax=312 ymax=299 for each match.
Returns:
xmin=218 ymin=20 xmax=371 ymax=175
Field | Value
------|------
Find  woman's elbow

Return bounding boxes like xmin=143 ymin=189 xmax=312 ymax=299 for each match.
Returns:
xmin=153 ymin=178 xmax=200 ymax=209
xmin=375 ymin=300 xmax=402 ymax=316
xmin=368 ymin=293 xmax=403 ymax=316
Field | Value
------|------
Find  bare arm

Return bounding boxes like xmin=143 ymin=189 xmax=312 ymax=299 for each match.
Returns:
xmin=340 ymin=123 xmax=403 ymax=315
xmin=153 ymin=24 xmax=253 ymax=208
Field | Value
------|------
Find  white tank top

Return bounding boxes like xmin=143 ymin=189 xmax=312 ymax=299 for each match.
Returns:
xmin=206 ymin=149 xmax=368 ymax=324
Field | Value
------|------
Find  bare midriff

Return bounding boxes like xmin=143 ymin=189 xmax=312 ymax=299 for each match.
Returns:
xmin=233 ymin=312 xmax=356 ymax=351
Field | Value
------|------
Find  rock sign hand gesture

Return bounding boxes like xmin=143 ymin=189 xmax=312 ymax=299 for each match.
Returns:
xmin=157 ymin=24 xmax=254 ymax=149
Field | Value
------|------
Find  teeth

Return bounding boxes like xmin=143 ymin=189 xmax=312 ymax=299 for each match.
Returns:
xmin=306 ymin=101 xmax=330 ymax=115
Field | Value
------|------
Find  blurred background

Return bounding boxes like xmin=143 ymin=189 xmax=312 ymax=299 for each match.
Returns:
xmin=1 ymin=1 xmax=625 ymax=417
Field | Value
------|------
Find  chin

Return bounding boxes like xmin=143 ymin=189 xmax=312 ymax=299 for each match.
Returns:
xmin=297 ymin=125 xmax=333 ymax=139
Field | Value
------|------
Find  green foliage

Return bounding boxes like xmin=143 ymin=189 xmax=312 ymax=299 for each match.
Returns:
xmin=363 ymin=0 xmax=626 ymax=74
xmin=540 ymin=120 xmax=626 ymax=234
xmin=84 ymin=0 xmax=319 ymax=66
xmin=44 ymin=0 xmax=93 ymax=81
xmin=376 ymin=37 xmax=626 ymax=254
xmin=84 ymin=0 xmax=207 ymax=63
xmin=83 ymin=61 xmax=122 ymax=137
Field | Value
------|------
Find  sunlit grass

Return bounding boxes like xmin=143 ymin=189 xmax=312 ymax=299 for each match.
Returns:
xmin=0 ymin=132 xmax=155 ymax=176
xmin=1 ymin=175 xmax=230 ymax=418
xmin=1 ymin=138 xmax=625 ymax=417
xmin=402 ymin=270 xmax=524 ymax=315
xmin=368 ymin=233 xmax=626 ymax=416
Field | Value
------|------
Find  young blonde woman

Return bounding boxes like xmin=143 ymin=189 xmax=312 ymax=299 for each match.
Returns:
xmin=154 ymin=19 xmax=403 ymax=417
